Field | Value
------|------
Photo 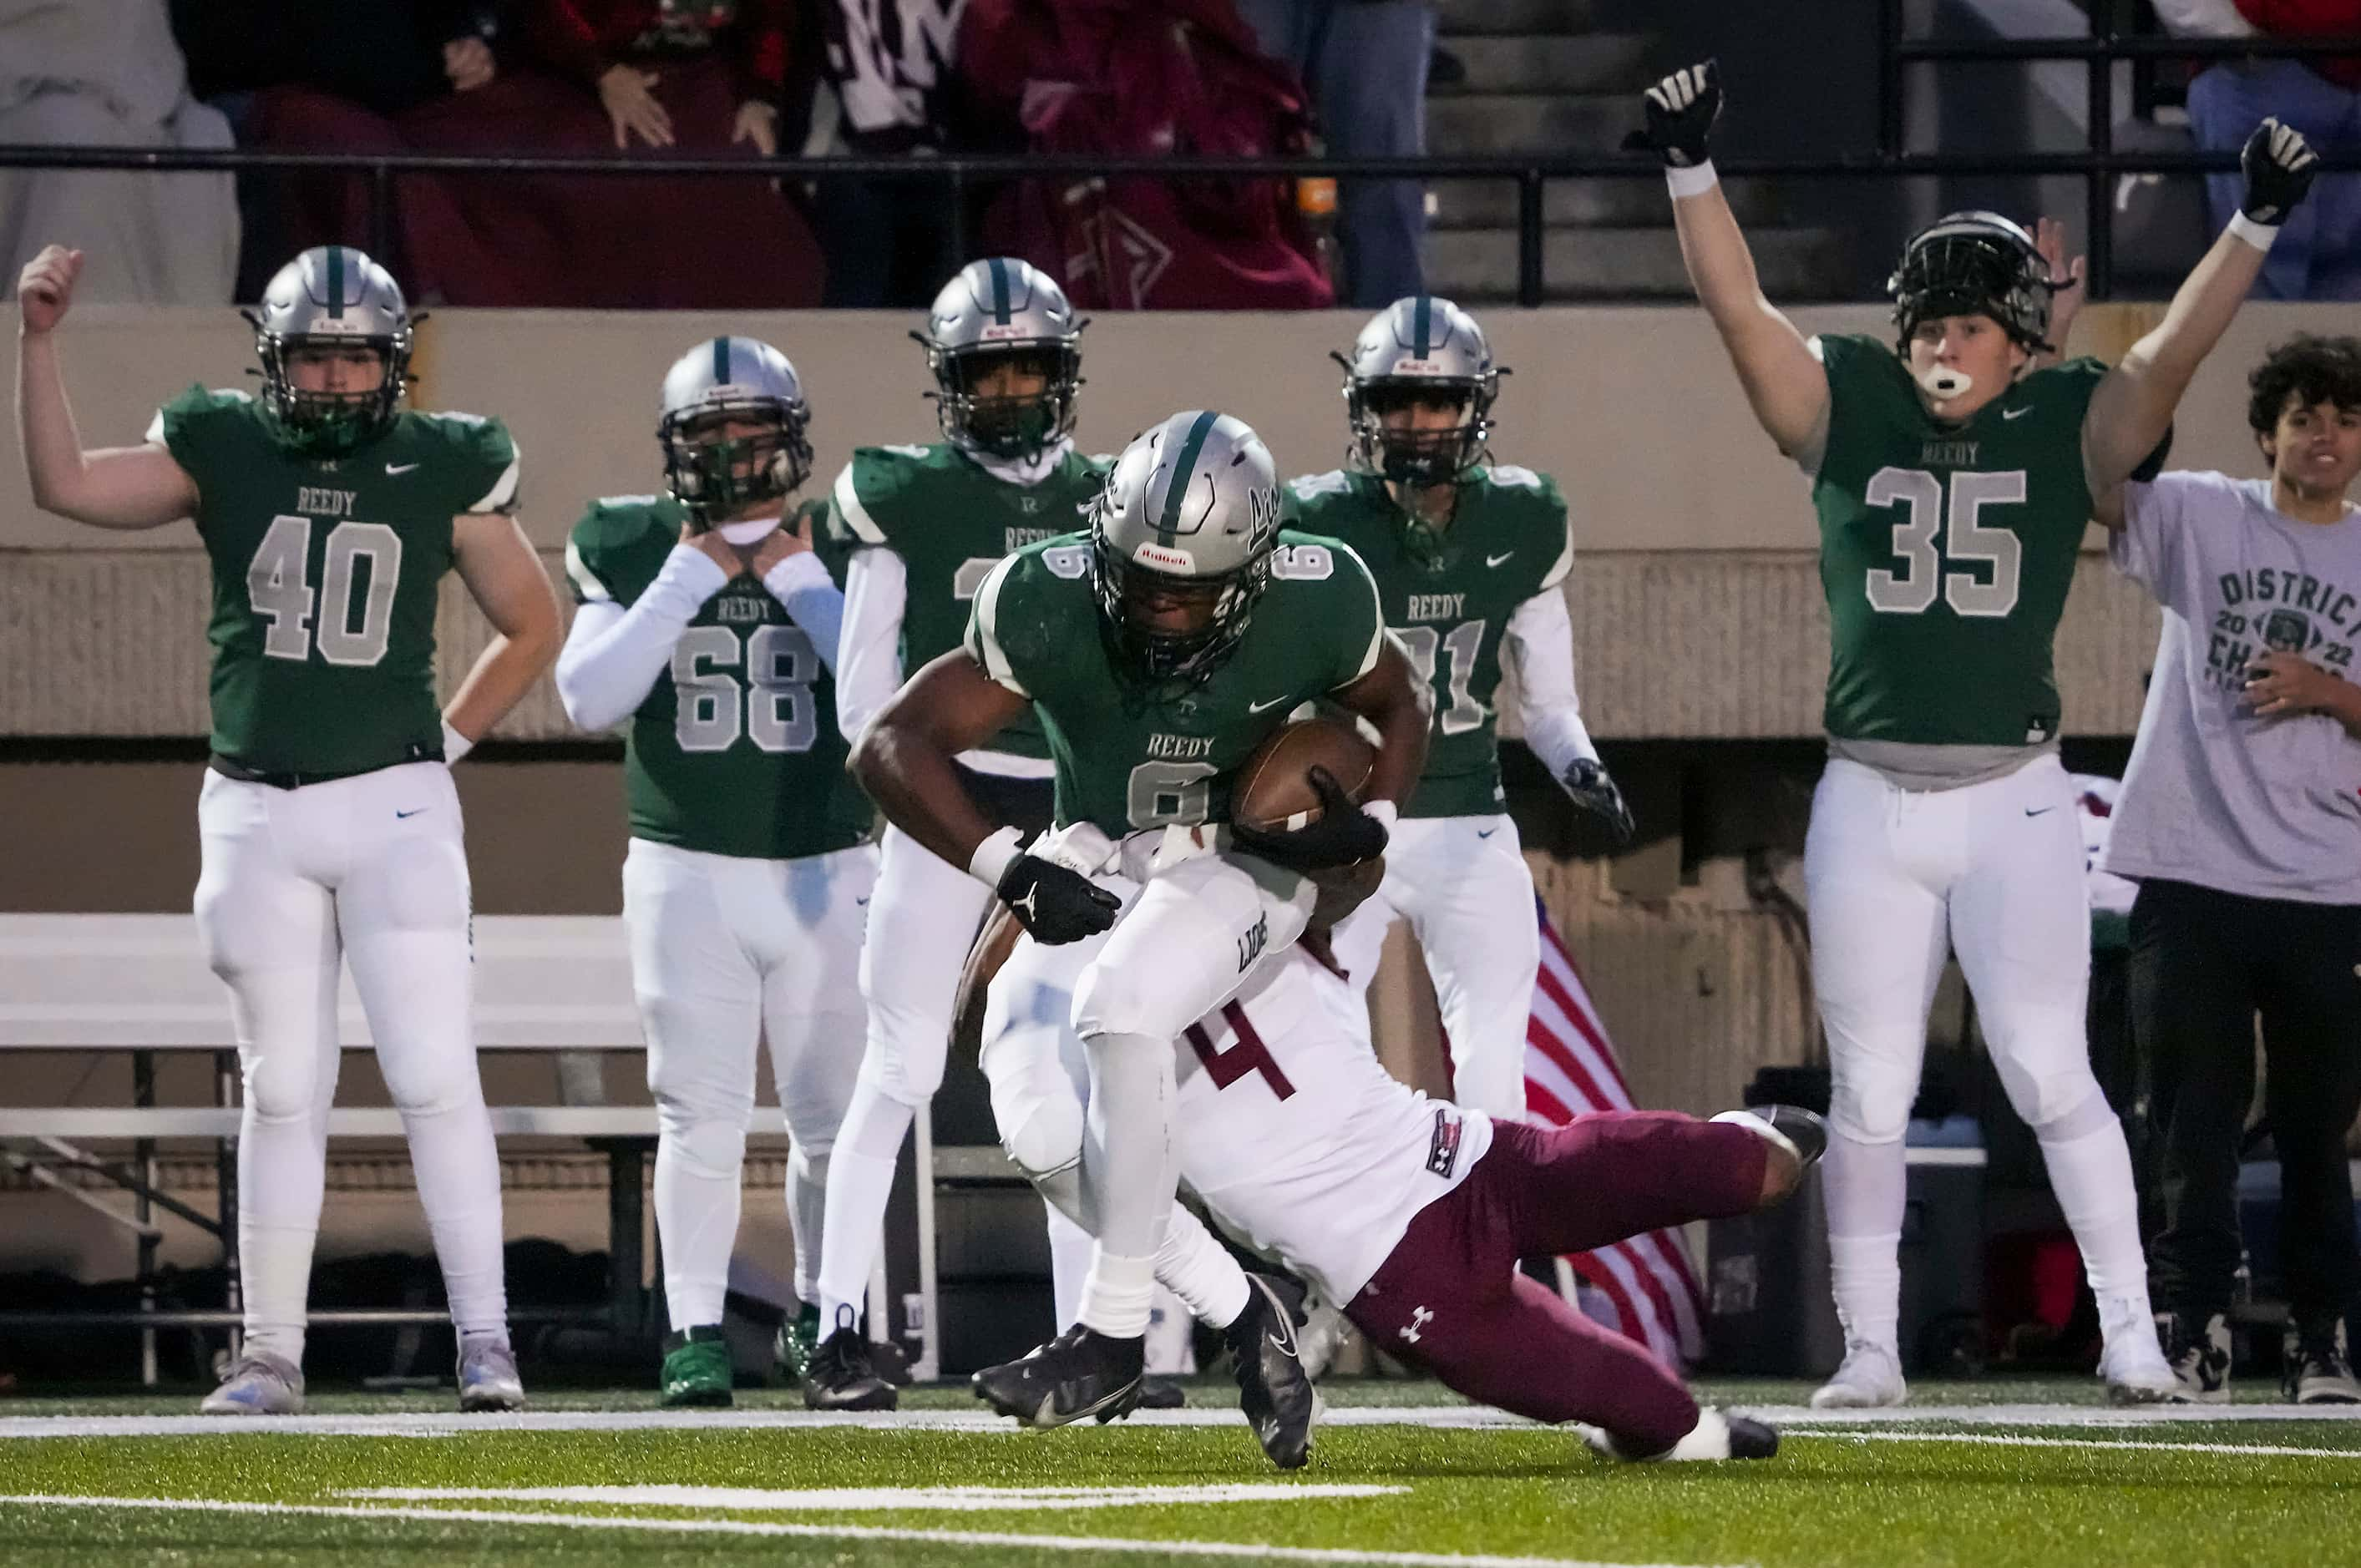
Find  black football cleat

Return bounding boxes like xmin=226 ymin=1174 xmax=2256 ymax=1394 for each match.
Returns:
xmin=1713 ymin=1104 xmax=1827 ymax=1170
xmin=1224 ymin=1273 xmax=1320 ymax=1469
xmin=1726 ymin=1413 xmax=1781 ymax=1459
xmin=803 ymin=1320 xmax=898 ymax=1412
xmin=1137 ymin=1374 xmax=1187 ymax=1409
xmin=972 ymin=1323 xmax=1144 ymax=1428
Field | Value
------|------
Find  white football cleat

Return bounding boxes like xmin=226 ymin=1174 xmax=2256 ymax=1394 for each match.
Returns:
xmin=2098 ymin=1293 xmax=2187 ymax=1405
xmin=1809 ymin=1338 xmax=1907 ymax=1409
xmin=457 ymin=1336 xmax=526 ymax=1413
xmin=1583 ymin=1406 xmax=1780 ymax=1462
xmin=200 ymin=1350 xmax=305 ymax=1416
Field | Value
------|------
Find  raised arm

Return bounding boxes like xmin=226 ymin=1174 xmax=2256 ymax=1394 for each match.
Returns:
xmin=444 ymin=510 xmax=564 ymax=752
xmin=2085 ymin=121 xmax=2317 ymax=508
xmin=16 ymin=245 xmax=198 ymax=529
xmin=1633 ymin=63 xmax=1831 ymax=462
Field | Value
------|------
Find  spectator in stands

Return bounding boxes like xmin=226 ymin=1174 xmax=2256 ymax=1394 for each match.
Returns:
xmin=227 ymin=0 xmax=823 ymax=308
xmin=0 ymin=0 xmax=237 ymax=305
xmin=2105 ymin=333 xmax=2361 ymax=1404
xmin=806 ymin=0 xmax=966 ymax=307
xmin=2163 ymin=0 xmax=2361 ymax=297
xmin=1230 ymin=0 xmax=1431 ymax=308
xmin=960 ymin=0 xmax=1334 ymax=310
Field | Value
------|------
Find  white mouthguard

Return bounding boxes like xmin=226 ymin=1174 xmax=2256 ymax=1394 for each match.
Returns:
xmin=1919 ymin=365 xmax=1973 ymax=402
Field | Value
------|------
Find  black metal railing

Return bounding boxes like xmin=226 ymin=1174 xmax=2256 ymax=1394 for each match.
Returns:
xmin=5 ymin=19 xmax=2361 ymax=306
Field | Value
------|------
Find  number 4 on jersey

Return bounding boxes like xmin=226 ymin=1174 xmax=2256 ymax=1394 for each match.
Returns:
xmin=1185 ymin=1001 xmax=1295 ymax=1100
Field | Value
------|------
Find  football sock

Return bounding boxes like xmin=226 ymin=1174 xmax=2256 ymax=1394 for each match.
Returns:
xmin=787 ymin=1141 xmax=830 ymax=1308
xmin=652 ymin=1105 xmax=746 ymax=1332
xmin=1822 ymin=1126 xmax=1905 ymax=1352
xmin=403 ymin=1091 xmax=509 ymax=1340
xmin=814 ymin=1078 xmax=914 ymax=1333
xmin=237 ymin=1102 xmax=325 ymax=1365
xmin=1044 ymin=1194 xmax=1095 ymax=1329
xmin=2038 ymin=1099 xmax=2152 ymax=1317
xmin=1155 ymin=1201 xmax=1251 ymax=1331
xmin=1079 ymin=1247 xmax=1157 ymax=1340
xmin=1077 ymin=1029 xmax=1178 ymax=1262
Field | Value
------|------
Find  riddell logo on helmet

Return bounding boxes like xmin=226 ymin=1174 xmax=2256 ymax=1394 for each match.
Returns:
xmin=1391 ymin=357 xmax=1444 ymax=373
xmin=978 ymin=324 xmax=1027 ymax=341
xmin=1132 ymin=542 xmax=1194 ymax=573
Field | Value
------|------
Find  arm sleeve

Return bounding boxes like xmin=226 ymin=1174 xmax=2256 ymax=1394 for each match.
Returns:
xmin=761 ymin=550 xmax=846 ymax=676
xmin=836 ymin=546 xmax=909 ymax=743
xmin=1502 ymin=586 xmax=1598 ymax=776
xmin=2110 ymin=473 xmax=2186 ymax=600
xmin=554 ymin=545 xmax=730 ymax=731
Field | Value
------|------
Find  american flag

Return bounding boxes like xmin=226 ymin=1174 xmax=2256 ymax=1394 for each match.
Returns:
xmin=1518 ymin=894 xmax=1707 ymax=1368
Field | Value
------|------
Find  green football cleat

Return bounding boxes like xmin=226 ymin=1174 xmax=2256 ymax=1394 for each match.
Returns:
xmin=773 ymin=1302 xmax=821 ymax=1386
xmin=659 ymin=1325 xmax=733 ymax=1409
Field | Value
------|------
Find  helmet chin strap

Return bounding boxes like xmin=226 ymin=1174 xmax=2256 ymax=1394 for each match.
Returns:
xmin=1919 ymin=364 xmax=1973 ymax=402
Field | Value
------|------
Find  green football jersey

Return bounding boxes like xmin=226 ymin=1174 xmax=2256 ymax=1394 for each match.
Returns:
xmin=1287 ymin=464 xmax=1572 ymax=817
xmin=965 ymin=530 xmax=1386 ymax=838
xmin=1812 ymin=333 xmax=2108 ymax=748
xmin=828 ymin=443 xmax=1108 ymax=761
xmin=565 ymin=495 xmax=874 ymax=861
xmin=148 ymin=385 xmax=518 ymax=776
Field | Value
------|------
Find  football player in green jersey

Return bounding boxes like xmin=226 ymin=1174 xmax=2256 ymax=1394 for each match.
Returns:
xmin=1638 ymin=58 xmax=2319 ymax=1408
xmin=808 ymin=259 xmax=1105 ymax=1409
xmin=851 ymin=410 xmax=1431 ymax=1450
xmin=1294 ymin=295 xmax=1634 ymax=1118
xmin=555 ymin=336 xmax=875 ymax=1410
xmin=15 ymin=242 xmax=562 ymax=1415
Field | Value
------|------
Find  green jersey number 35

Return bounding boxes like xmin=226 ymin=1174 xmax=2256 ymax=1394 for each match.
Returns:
xmin=1863 ymin=466 xmax=2027 ymax=619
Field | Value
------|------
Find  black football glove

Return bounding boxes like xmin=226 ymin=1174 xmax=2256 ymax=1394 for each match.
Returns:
xmin=996 ymin=853 xmax=1121 ymax=945
xmin=2241 ymin=117 xmax=2319 ymax=225
xmin=1622 ymin=59 xmax=1721 ymax=169
xmin=1561 ymin=758 xmax=1636 ymax=848
xmin=1229 ymin=766 xmax=1391 ymax=875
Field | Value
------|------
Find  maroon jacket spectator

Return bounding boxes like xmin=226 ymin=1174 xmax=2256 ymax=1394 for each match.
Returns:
xmin=963 ymin=0 xmax=1334 ymax=310
xmin=248 ymin=0 xmax=823 ymax=307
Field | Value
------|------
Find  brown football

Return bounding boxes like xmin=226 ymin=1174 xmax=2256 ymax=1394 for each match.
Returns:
xmin=1232 ymin=717 xmax=1376 ymax=834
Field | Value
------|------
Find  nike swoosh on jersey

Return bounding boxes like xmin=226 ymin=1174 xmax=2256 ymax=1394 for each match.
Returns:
xmin=395 ymin=807 xmax=428 ymax=818
xmin=2024 ymin=805 xmax=2056 ymax=817
xmin=1248 ymin=696 xmax=1290 ymax=714
xmin=386 ymin=461 xmax=421 ymax=473
xmin=1485 ymin=551 xmax=1515 ymax=568
xmin=2002 ymin=407 xmax=2033 ymax=421
xmin=1476 ymin=827 xmax=1497 ymax=838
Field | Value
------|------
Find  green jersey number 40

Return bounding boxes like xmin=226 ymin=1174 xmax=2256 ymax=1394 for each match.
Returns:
xmin=248 ymin=514 xmax=403 ymax=666
xmin=1863 ymin=466 xmax=2027 ymax=619
xmin=671 ymin=625 xmax=820 ymax=754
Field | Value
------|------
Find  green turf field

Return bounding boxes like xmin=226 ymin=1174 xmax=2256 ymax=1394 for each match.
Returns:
xmin=3 ymin=1380 xmax=2355 ymax=1566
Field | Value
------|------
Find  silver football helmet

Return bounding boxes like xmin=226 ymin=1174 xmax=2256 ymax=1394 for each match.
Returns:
xmin=918 ymin=257 xmax=1083 ymax=462
xmin=1088 ymin=410 xmax=1281 ymax=688
xmin=1338 ymin=295 xmax=1500 ymax=489
xmin=246 ymin=245 xmax=413 ymax=454
xmin=657 ymin=335 xmax=814 ymax=526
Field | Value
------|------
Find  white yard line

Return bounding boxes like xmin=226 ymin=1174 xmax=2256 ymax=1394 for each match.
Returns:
xmin=1 ymin=1399 xmax=2356 ymax=1443
xmin=0 ymin=1493 xmax=1727 ymax=1568
xmin=343 ymin=1483 xmax=1408 ymax=1511
xmin=1797 ymin=1430 xmax=2361 ymax=1460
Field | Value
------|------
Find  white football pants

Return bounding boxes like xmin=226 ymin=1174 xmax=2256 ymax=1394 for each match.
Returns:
xmin=813 ymin=825 xmax=998 ymax=1333
xmin=1806 ymin=753 xmax=2149 ymax=1348
xmin=621 ymin=836 xmax=874 ymax=1331
xmin=1328 ymin=812 xmax=1540 ymax=1118
xmin=194 ymin=762 xmax=505 ymax=1366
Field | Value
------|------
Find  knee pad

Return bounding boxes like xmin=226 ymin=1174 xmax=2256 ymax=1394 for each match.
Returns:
xmin=994 ymin=1077 xmax=1085 ymax=1182
xmin=1827 ymin=1070 xmax=1914 ymax=1147
xmin=240 ymin=1050 xmax=321 ymax=1127
xmin=1988 ymin=1014 xmax=2103 ymax=1134
xmin=860 ymin=1001 xmax=950 ymax=1107
xmin=657 ymin=1105 xmax=750 ymax=1182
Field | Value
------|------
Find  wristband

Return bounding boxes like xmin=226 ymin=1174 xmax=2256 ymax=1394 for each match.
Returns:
xmin=441 ymin=720 xmax=475 ymax=764
xmin=1363 ymin=799 xmax=1399 ymax=834
xmin=2230 ymin=212 xmax=2279 ymax=251
xmin=967 ymin=824 xmax=1023 ymax=888
xmin=1666 ymin=159 xmax=1720 ymax=200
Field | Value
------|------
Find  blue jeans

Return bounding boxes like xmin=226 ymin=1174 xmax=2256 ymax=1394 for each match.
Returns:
xmin=2187 ymin=58 xmax=2361 ymax=301
xmin=1231 ymin=0 xmax=1432 ymax=308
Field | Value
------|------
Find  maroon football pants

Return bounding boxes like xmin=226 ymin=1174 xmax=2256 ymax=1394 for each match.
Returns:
xmin=1345 ymin=1111 xmax=1767 ymax=1454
